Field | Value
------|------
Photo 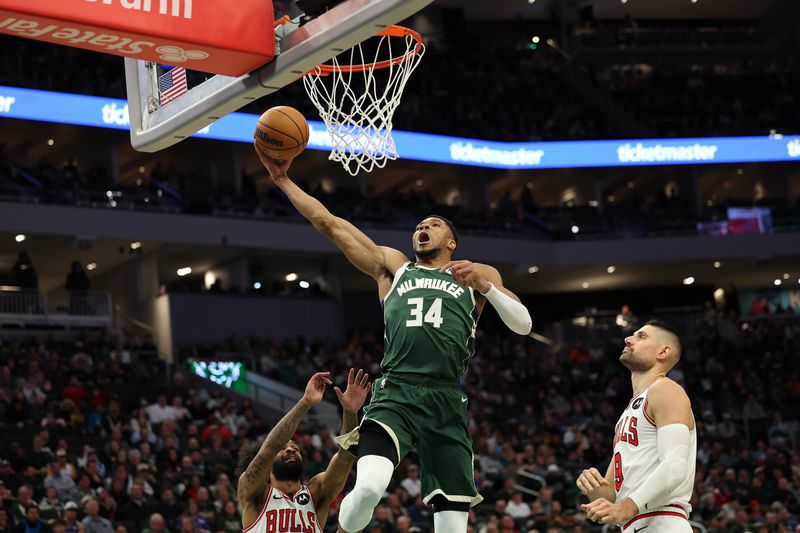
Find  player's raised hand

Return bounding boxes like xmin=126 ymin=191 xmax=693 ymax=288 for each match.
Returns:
xmin=302 ymin=372 xmax=333 ymax=406
xmin=440 ymin=260 xmax=491 ymax=293
xmin=254 ymin=141 xmax=292 ymax=182
xmin=576 ymin=467 xmax=609 ymax=496
xmin=334 ymin=368 xmax=370 ymax=414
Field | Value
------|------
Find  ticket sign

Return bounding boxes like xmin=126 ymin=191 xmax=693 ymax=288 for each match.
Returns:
xmin=0 ymin=0 xmax=275 ymax=76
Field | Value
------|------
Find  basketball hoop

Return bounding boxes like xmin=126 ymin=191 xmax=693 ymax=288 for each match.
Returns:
xmin=303 ymin=25 xmax=425 ymax=175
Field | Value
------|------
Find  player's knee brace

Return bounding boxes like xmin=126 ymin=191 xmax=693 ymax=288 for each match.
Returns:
xmin=338 ymin=455 xmax=394 ymax=532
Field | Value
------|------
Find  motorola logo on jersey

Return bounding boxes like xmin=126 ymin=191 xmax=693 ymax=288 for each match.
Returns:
xmin=295 ymin=493 xmax=310 ymax=505
xmin=631 ymin=398 xmax=644 ymax=410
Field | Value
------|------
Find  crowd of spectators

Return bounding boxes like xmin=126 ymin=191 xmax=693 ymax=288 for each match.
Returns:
xmin=594 ymin=61 xmax=800 ymax=139
xmin=3 ymin=151 xmax=800 ymax=245
xmin=1 ymin=19 xmax=797 ymax=141
xmin=2 ymin=308 xmax=798 ymax=532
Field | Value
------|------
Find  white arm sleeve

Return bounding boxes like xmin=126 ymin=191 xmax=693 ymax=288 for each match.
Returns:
xmin=628 ymin=423 xmax=691 ymax=512
xmin=480 ymin=283 xmax=532 ymax=335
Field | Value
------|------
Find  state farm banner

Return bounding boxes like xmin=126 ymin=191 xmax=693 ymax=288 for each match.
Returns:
xmin=0 ymin=0 xmax=275 ymax=76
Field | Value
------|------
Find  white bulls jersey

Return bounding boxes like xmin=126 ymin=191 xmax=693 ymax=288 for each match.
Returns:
xmin=612 ymin=386 xmax=697 ymax=531
xmin=243 ymin=485 xmax=323 ymax=533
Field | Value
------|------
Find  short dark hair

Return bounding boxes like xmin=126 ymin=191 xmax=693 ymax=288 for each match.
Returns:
xmin=423 ymin=215 xmax=458 ymax=244
xmin=645 ymin=319 xmax=682 ymax=359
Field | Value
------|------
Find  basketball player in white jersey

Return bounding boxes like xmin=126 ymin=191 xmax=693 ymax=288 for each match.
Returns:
xmin=576 ymin=320 xmax=697 ymax=532
xmin=237 ymin=369 xmax=370 ymax=533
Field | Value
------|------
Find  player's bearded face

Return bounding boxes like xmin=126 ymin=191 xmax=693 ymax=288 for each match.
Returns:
xmin=272 ymin=447 xmax=304 ymax=481
xmin=620 ymin=343 xmax=651 ymax=371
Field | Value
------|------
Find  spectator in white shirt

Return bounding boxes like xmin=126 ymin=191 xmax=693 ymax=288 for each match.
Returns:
xmin=400 ymin=464 xmax=421 ymax=499
xmin=146 ymin=396 xmax=173 ymax=425
xmin=505 ymin=492 xmax=531 ymax=520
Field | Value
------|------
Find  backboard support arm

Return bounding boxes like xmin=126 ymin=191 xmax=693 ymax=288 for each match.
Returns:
xmin=125 ymin=0 xmax=433 ymax=152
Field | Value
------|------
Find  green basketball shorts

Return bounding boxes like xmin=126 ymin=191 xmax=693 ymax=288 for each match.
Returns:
xmin=335 ymin=372 xmax=482 ymax=507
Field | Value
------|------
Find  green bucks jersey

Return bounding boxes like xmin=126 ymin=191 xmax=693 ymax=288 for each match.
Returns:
xmin=382 ymin=262 xmax=478 ymax=379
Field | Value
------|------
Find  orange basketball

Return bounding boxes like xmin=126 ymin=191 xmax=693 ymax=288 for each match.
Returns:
xmin=254 ymin=106 xmax=310 ymax=160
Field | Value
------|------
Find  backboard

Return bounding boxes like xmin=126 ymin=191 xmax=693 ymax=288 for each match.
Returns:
xmin=125 ymin=0 xmax=433 ymax=153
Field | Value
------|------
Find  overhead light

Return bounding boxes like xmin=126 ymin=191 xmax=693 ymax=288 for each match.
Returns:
xmin=608 ymin=195 xmax=616 ymax=203
xmin=415 ymin=179 xmax=423 ymax=187
xmin=690 ymin=0 xmax=697 ymax=3
xmin=285 ymin=273 xmax=298 ymax=282
xmin=774 ymin=279 xmax=782 ymax=286
xmin=527 ymin=0 xmax=535 ymax=4
xmin=531 ymin=36 xmax=540 ymax=44
xmin=582 ymin=282 xmax=590 ymax=289
xmin=177 ymin=267 xmax=192 ymax=277
xmin=621 ymin=0 xmax=627 ymax=3
xmin=528 ymin=266 xmax=539 ymax=274
xmin=138 ymin=166 xmax=146 ymax=173
xmin=47 ymin=139 xmax=54 ymax=146
xmin=713 ymin=261 xmax=721 ymax=269
xmin=571 ymin=225 xmax=580 ymax=234
xmin=253 ymin=282 xmax=262 ymax=289
xmin=14 ymin=234 xmax=26 ymax=243
xmin=87 ymin=263 xmax=97 ymax=271
xmin=130 ymin=241 xmax=142 ymax=250
xmin=607 ymin=266 xmax=616 ymax=274
xmin=683 ymin=277 xmax=695 ymax=285
xmin=783 ymin=273 xmax=790 ymax=280
xmin=299 ymin=280 xmax=310 ymax=289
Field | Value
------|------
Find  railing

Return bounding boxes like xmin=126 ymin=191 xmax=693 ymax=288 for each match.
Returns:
xmin=513 ymin=469 xmax=545 ymax=499
xmin=246 ymin=372 xmax=341 ymax=433
xmin=0 ymin=289 xmax=112 ymax=327
xmin=547 ymin=307 xmax=705 ymax=349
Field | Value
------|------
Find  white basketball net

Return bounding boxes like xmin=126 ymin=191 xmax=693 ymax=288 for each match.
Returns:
xmin=303 ymin=28 xmax=425 ymax=175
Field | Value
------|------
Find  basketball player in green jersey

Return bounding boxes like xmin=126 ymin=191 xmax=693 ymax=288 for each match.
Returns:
xmin=255 ymin=146 xmax=532 ymax=533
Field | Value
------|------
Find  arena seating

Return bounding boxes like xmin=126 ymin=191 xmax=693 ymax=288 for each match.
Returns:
xmin=1 ymin=311 xmax=798 ymax=532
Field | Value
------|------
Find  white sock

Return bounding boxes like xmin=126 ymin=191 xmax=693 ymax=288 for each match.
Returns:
xmin=338 ymin=455 xmax=394 ymax=532
xmin=434 ymin=510 xmax=469 ymax=532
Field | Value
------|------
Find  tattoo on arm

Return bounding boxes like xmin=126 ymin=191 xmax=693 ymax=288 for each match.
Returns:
xmin=238 ymin=401 xmax=311 ymax=499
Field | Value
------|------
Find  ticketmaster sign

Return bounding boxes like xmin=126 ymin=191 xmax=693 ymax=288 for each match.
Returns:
xmin=0 ymin=85 xmax=798 ymax=170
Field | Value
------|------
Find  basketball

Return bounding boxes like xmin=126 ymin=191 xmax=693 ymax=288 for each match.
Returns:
xmin=254 ymin=106 xmax=310 ymax=160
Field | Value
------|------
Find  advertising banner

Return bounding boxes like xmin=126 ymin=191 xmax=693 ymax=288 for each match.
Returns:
xmin=0 ymin=0 xmax=275 ymax=76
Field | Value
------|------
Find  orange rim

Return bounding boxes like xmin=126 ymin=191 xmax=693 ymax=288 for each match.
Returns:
xmin=309 ymin=25 xmax=423 ymax=76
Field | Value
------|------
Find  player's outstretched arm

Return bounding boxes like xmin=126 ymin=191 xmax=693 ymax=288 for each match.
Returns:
xmin=255 ymin=146 xmax=407 ymax=282
xmin=309 ymin=369 xmax=370 ymax=525
xmin=582 ymin=379 xmax=693 ymax=525
xmin=237 ymin=372 xmax=332 ymax=508
xmin=440 ymin=260 xmax=532 ymax=335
